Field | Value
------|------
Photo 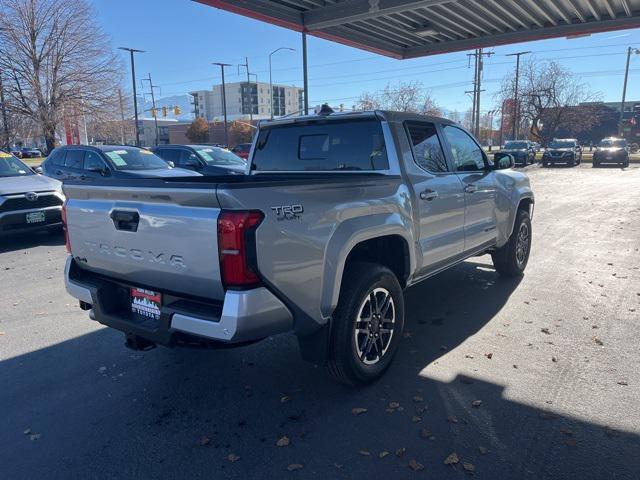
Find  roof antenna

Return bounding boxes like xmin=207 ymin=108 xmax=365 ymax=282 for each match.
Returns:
xmin=318 ymin=103 xmax=334 ymax=116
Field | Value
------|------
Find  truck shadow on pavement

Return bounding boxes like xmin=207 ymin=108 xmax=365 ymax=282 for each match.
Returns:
xmin=2 ymin=259 xmax=638 ymax=479
xmin=0 ymin=230 xmax=64 ymax=254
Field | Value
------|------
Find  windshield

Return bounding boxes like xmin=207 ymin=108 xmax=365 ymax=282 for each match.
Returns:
xmin=549 ymin=140 xmax=575 ymax=149
xmin=101 ymin=147 xmax=169 ymax=170
xmin=598 ymin=139 xmax=626 ymax=148
xmin=504 ymin=141 xmax=528 ymax=149
xmin=195 ymin=147 xmax=246 ymax=167
xmin=0 ymin=152 xmax=34 ymax=177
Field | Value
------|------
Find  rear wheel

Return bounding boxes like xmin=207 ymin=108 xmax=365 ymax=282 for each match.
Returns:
xmin=492 ymin=209 xmax=532 ymax=277
xmin=326 ymin=262 xmax=404 ymax=386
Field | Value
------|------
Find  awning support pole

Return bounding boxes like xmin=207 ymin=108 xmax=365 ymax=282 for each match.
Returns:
xmin=302 ymin=31 xmax=309 ymax=115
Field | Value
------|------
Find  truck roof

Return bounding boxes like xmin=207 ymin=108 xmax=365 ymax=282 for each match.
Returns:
xmin=260 ymin=110 xmax=456 ymax=127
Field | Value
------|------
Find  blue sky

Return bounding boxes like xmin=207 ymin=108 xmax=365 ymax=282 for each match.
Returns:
xmin=92 ymin=0 xmax=640 ymax=113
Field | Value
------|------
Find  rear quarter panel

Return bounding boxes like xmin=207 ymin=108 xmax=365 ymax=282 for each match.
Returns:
xmin=217 ymin=176 xmax=414 ymax=334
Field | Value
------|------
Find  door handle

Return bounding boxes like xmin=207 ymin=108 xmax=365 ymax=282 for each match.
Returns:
xmin=55 ymin=170 xmax=63 ymax=175
xmin=464 ymin=184 xmax=478 ymax=193
xmin=419 ymin=189 xmax=439 ymax=201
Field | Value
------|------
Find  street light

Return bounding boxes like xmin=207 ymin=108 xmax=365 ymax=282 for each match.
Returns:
xmin=619 ymin=46 xmax=640 ymax=136
xmin=118 ymin=47 xmax=145 ymax=146
xmin=269 ymin=47 xmax=295 ymax=120
xmin=212 ymin=62 xmax=232 ymax=146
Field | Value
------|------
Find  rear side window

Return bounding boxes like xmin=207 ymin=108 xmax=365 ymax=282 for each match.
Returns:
xmin=47 ymin=150 xmax=65 ymax=167
xmin=405 ymin=121 xmax=448 ymax=173
xmin=64 ymin=150 xmax=84 ymax=169
xmin=253 ymin=119 xmax=389 ymax=171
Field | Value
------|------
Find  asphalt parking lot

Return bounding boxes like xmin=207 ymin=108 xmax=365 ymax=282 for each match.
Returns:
xmin=1 ymin=164 xmax=639 ymax=479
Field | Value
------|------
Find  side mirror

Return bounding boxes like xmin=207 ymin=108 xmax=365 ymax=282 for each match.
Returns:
xmin=166 ymin=160 xmax=175 ymax=168
xmin=88 ymin=166 xmax=109 ymax=176
xmin=496 ymin=153 xmax=515 ymax=170
xmin=33 ymin=166 xmax=43 ymax=174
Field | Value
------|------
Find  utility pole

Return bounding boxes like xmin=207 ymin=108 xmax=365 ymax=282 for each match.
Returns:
xmin=119 ymin=47 xmax=144 ymax=146
xmin=213 ymin=62 xmax=231 ymax=146
xmin=506 ymin=51 xmax=531 ymax=141
xmin=142 ymin=73 xmax=161 ymax=146
xmin=239 ymin=57 xmax=253 ymax=122
xmin=619 ymin=46 xmax=640 ymax=136
xmin=466 ymin=49 xmax=493 ymax=138
xmin=0 ymin=73 xmax=9 ymax=149
xmin=118 ymin=89 xmax=126 ymax=144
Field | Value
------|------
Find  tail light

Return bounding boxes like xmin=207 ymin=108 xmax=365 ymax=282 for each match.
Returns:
xmin=217 ymin=210 xmax=264 ymax=288
xmin=61 ymin=200 xmax=71 ymax=254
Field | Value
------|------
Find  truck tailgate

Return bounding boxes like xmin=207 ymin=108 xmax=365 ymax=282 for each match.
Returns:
xmin=63 ymin=184 xmax=224 ymax=301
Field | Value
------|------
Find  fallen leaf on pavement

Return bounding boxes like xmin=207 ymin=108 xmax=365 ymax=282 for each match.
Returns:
xmin=617 ymin=380 xmax=629 ymax=386
xmin=485 ymin=352 xmax=493 ymax=359
xmin=463 ymin=462 xmax=476 ymax=472
xmin=379 ymin=451 xmax=389 ymax=459
xmin=478 ymin=446 xmax=488 ymax=454
xmin=359 ymin=450 xmax=371 ymax=456
xmin=541 ymin=328 xmax=551 ymax=335
xmin=552 ymin=357 xmax=558 ymax=363
xmin=227 ymin=453 xmax=240 ymax=462
xmin=409 ymin=459 xmax=424 ymax=471
xmin=593 ymin=337 xmax=604 ymax=346
xmin=411 ymin=416 xmax=421 ymax=423
xmin=280 ymin=396 xmax=291 ymax=403
xmin=287 ymin=464 xmax=304 ymax=472
xmin=276 ymin=436 xmax=290 ymax=447
xmin=199 ymin=436 xmax=211 ymax=446
xmin=395 ymin=448 xmax=406 ymax=457
xmin=444 ymin=452 xmax=459 ymax=465
xmin=472 ymin=400 xmax=482 ymax=407
xmin=352 ymin=407 xmax=368 ymax=416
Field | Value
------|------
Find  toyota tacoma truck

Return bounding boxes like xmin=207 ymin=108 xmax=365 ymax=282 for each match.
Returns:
xmin=62 ymin=111 xmax=534 ymax=385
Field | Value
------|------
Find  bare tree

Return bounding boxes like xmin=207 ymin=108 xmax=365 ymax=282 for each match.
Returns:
xmin=496 ymin=58 xmax=601 ymax=145
xmin=355 ymin=81 xmax=441 ymax=115
xmin=0 ymin=0 xmax=123 ymax=151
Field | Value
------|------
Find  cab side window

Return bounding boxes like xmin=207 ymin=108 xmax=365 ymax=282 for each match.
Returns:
xmin=160 ymin=149 xmax=180 ymax=164
xmin=47 ymin=150 xmax=65 ymax=167
xmin=64 ymin=150 xmax=84 ymax=169
xmin=83 ymin=151 xmax=106 ymax=171
xmin=179 ymin=150 xmax=199 ymax=166
xmin=442 ymin=125 xmax=486 ymax=172
xmin=405 ymin=121 xmax=448 ymax=173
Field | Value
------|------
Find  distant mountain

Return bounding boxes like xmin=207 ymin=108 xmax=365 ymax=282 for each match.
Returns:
xmin=139 ymin=94 xmax=193 ymax=122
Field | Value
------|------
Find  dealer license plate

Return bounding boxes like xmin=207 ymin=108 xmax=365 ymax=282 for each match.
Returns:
xmin=130 ymin=288 xmax=162 ymax=321
xmin=25 ymin=211 xmax=45 ymax=224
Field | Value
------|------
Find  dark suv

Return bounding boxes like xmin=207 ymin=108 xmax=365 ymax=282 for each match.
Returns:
xmin=41 ymin=145 xmax=198 ymax=182
xmin=593 ymin=138 xmax=630 ymax=167
xmin=152 ymin=145 xmax=246 ymax=175
xmin=542 ymin=139 xmax=582 ymax=167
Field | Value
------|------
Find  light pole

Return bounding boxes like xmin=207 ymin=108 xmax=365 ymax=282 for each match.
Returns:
xmin=506 ymin=51 xmax=531 ymax=140
xmin=269 ymin=47 xmax=295 ymax=120
xmin=619 ymin=46 xmax=640 ymax=136
xmin=119 ymin=47 xmax=145 ymax=146
xmin=213 ymin=62 xmax=232 ymax=146
xmin=0 ymin=26 xmax=10 ymax=149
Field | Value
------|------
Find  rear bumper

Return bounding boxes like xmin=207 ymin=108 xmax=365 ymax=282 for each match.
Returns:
xmin=64 ymin=257 xmax=293 ymax=346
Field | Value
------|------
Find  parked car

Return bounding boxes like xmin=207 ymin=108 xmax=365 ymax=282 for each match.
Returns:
xmin=593 ymin=137 xmax=630 ymax=168
xmin=151 ymin=145 xmax=246 ymax=175
xmin=495 ymin=140 xmax=535 ymax=166
xmin=0 ymin=151 xmax=64 ymax=235
xmin=231 ymin=143 xmax=252 ymax=160
xmin=10 ymin=148 xmax=22 ymax=158
xmin=62 ymin=111 xmax=534 ymax=386
xmin=541 ymin=138 xmax=582 ymax=167
xmin=20 ymin=147 xmax=43 ymax=158
xmin=41 ymin=145 xmax=200 ymax=182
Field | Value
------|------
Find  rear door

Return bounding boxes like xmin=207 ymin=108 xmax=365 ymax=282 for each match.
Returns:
xmin=62 ymin=149 xmax=85 ymax=181
xmin=403 ymin=121 xmax=465 ymax=275
xmin=441 ymin=125 xmax=498 ymax=252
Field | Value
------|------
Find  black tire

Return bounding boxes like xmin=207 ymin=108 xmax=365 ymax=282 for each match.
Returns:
xmin=568 ymin=158 xmax=575 ymax=167
xmin=592 ymin=162 xmax=598 ymax=168
xmin=622 ymin=161 xmax=629 ymax=168
xmin=326 ymin=262 xmax=404 ymax=386
xmin=492 ymin=209 xmax=532 ymax=277
xmin=542 ymin=162 xmax=547 ymax=168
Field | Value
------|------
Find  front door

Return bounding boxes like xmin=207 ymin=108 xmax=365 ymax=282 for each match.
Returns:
xmin=404 ymin=121 xmax=466 ymax=276
xmin=441 ymin=125 xmax=497 ymax=252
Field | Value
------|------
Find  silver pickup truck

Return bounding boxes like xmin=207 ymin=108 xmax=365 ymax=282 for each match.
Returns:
xmin=63 ymin=111 xmax=534 ymax=385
